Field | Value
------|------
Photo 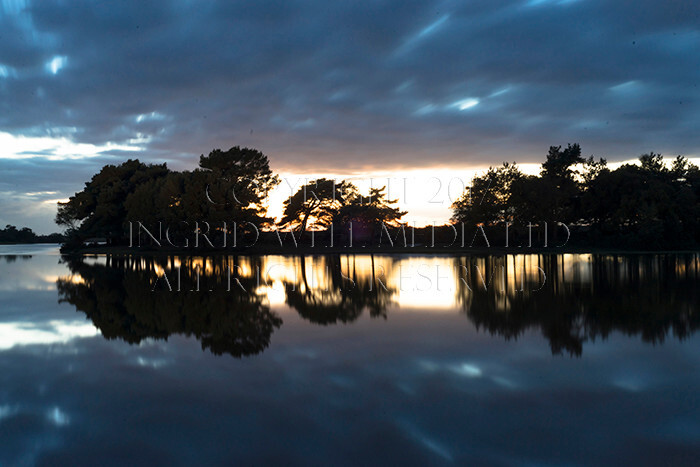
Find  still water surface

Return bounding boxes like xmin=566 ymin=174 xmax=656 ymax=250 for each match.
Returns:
xmin=1 ymin=245 xmax=699 ymax=465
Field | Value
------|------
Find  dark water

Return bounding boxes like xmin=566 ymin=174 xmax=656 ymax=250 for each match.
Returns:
xmin=1 ymin=245 xmax=699 ymax=465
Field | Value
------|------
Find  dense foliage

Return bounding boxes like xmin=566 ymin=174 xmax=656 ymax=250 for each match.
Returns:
xmin=56 ymin=146 xmax=282 ymax=248
xmin=452 ymin=145 xmax=700 ymax=249
xmin=56 ymin=146 xmax=407 ymax=249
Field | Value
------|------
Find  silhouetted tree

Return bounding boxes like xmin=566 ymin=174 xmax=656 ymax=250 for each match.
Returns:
xmin=451 ymin=162 xmax=522 ymax=225
xmin=280 ymin=178 xmax=352 ymax=238
xmin=56 ymin=160 xmax=169 ymax=246
xmin=56 ymin=146 xmax=280 ymax=250
xmin=512 ymin=144 xmax=584 ymax=234
xmin=197 ymin=146 xmax=280 ymax=226
xmin=334 ymin=186 xmax=407 ymax=243
xmin=581 ymin=153 xmax=700 ymax=248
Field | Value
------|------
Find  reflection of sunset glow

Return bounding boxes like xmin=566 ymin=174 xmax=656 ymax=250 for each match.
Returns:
xmin=256 ymin=283 xmax=287 ymax=305
xmin=86 ymin=253 xmax=700 ymax=314
xmin=55 ymin=275 xmax=86 ymax=285
xmin=389 ymin=257 xmax=457 ymax=310
xmin=153 ymin=263 xmax=166 ymax=278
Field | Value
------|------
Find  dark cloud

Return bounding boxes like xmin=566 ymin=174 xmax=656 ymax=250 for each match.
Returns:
xmin=0 ymin=0 xmax=698 ymax=230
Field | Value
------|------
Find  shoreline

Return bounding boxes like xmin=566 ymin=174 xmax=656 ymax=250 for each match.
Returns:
xmin=59 ymin=244 xmax=700 ymax=257
xmin=3 ymin=242 xmax=698 ymax=257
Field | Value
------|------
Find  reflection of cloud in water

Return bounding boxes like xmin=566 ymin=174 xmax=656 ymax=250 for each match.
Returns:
xmin=491 ymin=376 xmax=517 ymax=389
xmin=0 ymin=405 xmax=18 ymax=420
xmin=46 ymin=407 xmax=70 ymax=427
xmin=611 ymin=370 xmax=651 ymax=392
xmin=419 ymin=359 xmax=483 ymax=377
xmin=450 ymin=363 xmax=482 ymax=378
xmin=416 ymin=358 xmax=522 ymax=389
xmin=0 ymin=320 xmax=99 ymax=350
xmin=135 ymin=356 xmax=171 ymax=369
xmin=398 ymin=420 xmax=454 ymax=462
xmin=0 ymin=245 xmax=60 ymax=256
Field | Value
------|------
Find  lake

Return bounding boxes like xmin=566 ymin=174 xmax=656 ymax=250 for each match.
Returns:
xmin=1 ymin=245 xmax=699 ymax=465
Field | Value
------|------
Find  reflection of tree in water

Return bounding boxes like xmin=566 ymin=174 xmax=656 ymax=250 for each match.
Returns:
xmin=1 ymin=255 xmax=33 ymax=263
xmin=56 ymin=253 xmax=699 ymax=358
xmin=456 ymin=254 xmax=700 ymax=356
xmin=284 ymin=255 xmax=396 ymax=325
xmin=57 ymin=255 xmax=282 ymax=358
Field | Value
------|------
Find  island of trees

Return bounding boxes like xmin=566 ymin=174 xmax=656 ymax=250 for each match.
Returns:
xmin=0 ymin=224 xmax=64 ymax=244
xmin=54 ymin=144 xmax=700 ymax=251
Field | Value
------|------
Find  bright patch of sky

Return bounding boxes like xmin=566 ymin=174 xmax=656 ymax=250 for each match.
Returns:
xmin=0 ymin=63 xmax=16 ymax=78
xmin=489 ymin=87 xmax=511 ymax=98
xmin=45 ymin=55 xmax=67 ymax=75
xmin=0 ymin=131 xmax=144 ymax=160
xmin=452 ymin=98 xmax=480 ymax=111
xmin=135 ymin=111 xmax=166 ymax=123
xmin=609 ymin=80 xmax=642 ymax=94
xmin=415 ymin=97 xmax=481 ymax=116
xmin=128 ymin=132 xmax=153 ymax=145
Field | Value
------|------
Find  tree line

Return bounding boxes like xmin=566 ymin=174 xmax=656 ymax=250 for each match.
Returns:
xmin=55 ymin=144 xmax=700 ymax=250
xmin=0 ymin=224 xmax=64 ymax=244
xmin=452 ymin=144 xmax=700 ymax=249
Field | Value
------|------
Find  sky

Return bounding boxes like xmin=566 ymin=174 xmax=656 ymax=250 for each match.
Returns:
xmin=0 ymin=0 xmax=698 ymax=233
